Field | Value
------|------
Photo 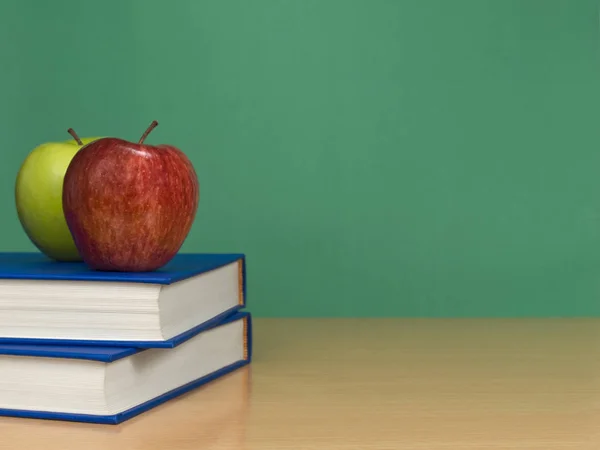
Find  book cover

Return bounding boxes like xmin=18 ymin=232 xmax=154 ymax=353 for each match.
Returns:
xmin=0 ymin=252 xmax=246 ymax=287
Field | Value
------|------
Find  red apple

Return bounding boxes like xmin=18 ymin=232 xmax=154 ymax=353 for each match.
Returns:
xmin=62 ymin=121 xmax=199 ymax=272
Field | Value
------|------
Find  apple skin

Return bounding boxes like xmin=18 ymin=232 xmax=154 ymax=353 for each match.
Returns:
xmin=15 ymin=136 xmax=102 ymax=261
xmin=62 ymin=125 xmax=199 ymax=272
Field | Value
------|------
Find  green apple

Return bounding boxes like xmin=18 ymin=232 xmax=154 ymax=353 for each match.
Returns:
xmin=15 ymin=130 xmax=102 ymax=261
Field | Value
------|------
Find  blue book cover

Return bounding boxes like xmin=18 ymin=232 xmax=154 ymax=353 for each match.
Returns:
xmin=0 ymin=311 xmax=252 ymax=425
xmin=0 ymin=252 xmax=246 ymax=286
xmin=0 ymin=252 xmax=247 ymax=348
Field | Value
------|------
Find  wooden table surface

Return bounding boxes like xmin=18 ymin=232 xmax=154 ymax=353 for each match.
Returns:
xmin=1 ymin=317 xmax=600 ymax=449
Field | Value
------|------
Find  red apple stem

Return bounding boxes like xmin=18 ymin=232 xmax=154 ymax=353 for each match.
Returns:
xmin=67 ymin=128 xmax=83 ymax=145
xmin=139 ymin=120 xmax=159 ymax=144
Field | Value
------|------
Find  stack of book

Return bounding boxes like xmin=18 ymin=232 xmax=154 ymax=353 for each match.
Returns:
xmin=0 ymin=252 xmax=251 ymax=424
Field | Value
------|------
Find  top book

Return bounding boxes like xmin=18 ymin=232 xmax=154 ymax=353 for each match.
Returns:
xmin=0 ymin=252 xmax=246 ymax=347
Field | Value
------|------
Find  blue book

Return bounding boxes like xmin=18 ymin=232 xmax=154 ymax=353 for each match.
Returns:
xmin=0 ymin=252 xmax=246 ymax=347
xmin=0 ymin=311 xmax=252 ymax=424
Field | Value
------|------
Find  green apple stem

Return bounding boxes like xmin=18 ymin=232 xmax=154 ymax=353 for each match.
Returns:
xmin=67 ymin=128 xmax=83 ymax=145
xmin=139 ymin=120 xmax=159 ymax=144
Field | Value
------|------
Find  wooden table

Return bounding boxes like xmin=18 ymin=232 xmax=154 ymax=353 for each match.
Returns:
xmin=1 ymin=318 xmax=600 ymax=449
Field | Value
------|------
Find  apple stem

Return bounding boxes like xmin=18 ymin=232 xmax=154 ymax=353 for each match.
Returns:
xmin=67 ymin=128 xmax=83 ymax=145
xmin=139 ymin=120 xmax=159 ymax=144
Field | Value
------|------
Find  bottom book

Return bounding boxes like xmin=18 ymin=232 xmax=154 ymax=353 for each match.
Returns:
xmin=0 ymin=311 xmax=252 ymax=425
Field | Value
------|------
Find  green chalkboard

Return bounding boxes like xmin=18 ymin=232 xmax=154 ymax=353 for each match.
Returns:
xmin=0 ymin=0 xmax=599 ymax=317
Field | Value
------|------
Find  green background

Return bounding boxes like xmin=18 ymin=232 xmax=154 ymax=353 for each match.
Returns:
xmin=1 ymin=0 xmax=599 ymax=317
